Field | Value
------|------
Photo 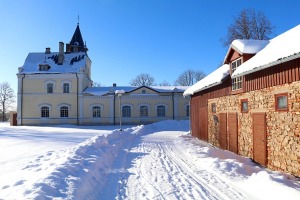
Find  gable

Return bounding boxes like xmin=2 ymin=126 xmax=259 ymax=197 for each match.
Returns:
xmin=130 ymin=87 xmax=158 ymax=95
xmin=224 ymin=39 xmax=269 ymax=64
xmin=225 ymin=49 xmax=241 ymax=64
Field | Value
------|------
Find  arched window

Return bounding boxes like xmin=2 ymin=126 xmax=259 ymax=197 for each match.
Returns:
xmin=92 ymin=106 xmax=101 ymax=118
xmin=140 ymin=106 xmax=148 ymax=117
xmin=41 ymin=106 xmax=49 ymax=118
xmin=60 ymin=106 xmax=69 ymax=118
xmin=63 ymin=83 xmax=70 ymax=93
xmin=47 ymin=83 xmax=53 ymax=93
xmin=122 ymin=106 xmax=131 ymax=117
xmin=157 ymin=105 xmax=166 ymax=117
xmin=186 ymin=105 xmax=190 ymax=117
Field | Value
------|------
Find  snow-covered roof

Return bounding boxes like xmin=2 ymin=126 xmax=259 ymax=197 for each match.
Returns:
xmin=151 ymin=86 xmax=189 ymax=93
xmin=232 ymin=24 xmax=300 ymax=78
xmin=84 ymin=85 xmax=189 ymax=96
xmin=19 ymin=52 xmax=88 ymax=74
xmin=183 ymin=64 xmax=229 ymax=96
xmin=84 ymin=86 xmax=135 ymax=96
xmin=232 ymin=39 xmax=269 ymax=54
xmin=223 ymin=39 xmax=269 ymax=64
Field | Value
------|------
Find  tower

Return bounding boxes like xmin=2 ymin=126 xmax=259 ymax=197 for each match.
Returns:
xmin=66 ymin=23 xmax=88 ymax=53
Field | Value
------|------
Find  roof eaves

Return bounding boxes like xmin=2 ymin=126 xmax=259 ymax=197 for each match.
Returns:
xmin=232 ymin=52 xmax=300 ymax=78
xmin=184 ymin=81 xmax=223 ymax=97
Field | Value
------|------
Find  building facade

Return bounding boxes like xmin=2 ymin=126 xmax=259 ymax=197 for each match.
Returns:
xmin=17 ymin=24 xmax=189 ymax=126
xmin=185 ymin=25 xmax=300 ymax=177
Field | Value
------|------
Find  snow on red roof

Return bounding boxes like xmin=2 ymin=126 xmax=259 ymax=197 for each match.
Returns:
xmin=184 ymin=64 xmax=229 ymax=96
xmin=232 ymin=24 xmax=300 ymax=78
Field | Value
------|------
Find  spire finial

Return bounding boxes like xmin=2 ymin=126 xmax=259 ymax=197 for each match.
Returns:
xmin=77 ymin=15 xmax=80 ymax=25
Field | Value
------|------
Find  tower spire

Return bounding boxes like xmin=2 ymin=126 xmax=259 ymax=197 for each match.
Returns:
xmin=67 ymin=21 xmax=87 ymax=53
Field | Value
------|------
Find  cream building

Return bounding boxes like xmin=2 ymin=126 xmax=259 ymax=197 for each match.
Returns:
xmin=17 ymin=24 xmax=189 ymax=126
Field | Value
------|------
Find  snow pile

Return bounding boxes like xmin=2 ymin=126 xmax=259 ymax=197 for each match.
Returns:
xmin=175 ymin=136 xmax=300 ymax=199
xmin=19 ymin=126 xmax=144 ymax=199
xmin=1 ymin=120 xmax=299 ymax=199
xmin=0 ymin=120 xmax=189 ymax=199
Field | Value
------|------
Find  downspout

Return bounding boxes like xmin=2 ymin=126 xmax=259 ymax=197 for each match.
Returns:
xmin=188 ymin=95 xmax=192 ymax=135
xmin=21 ymin=74 xmax=25 ymax=125
xmin=113 ymin=94 xmax=116 ymax=125
xmin=76 ymin=73 xmax=79 ymax=125
xmin=172 ymin=92 xmax=175 ymax=120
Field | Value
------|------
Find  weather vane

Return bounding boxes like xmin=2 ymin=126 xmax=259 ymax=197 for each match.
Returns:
xmin=77 ymin=15 xmax=80 ymax=25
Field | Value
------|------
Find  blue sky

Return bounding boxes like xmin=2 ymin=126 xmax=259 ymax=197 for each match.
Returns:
xmin=1 ymin=0 xmax=300 ymax=94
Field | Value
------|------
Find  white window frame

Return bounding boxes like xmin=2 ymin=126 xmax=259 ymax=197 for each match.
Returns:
xmin=122 ymin=104 xmax=132 ymax=118
xmin=90 ymin=104 xmax=104 ymax=118
xmin=61 ymin=80 xmax=71 ymax=93
xmin=45 ymin=80 xmax=55 ymax=94
xmin=139 ymin=105 xmax=149 ymax=117
xmin=41 ymin=106 xmax=50 ymax=118
xmin=92 ymin=106 xmax=101 ymax=118
xmin=156 ymin=105 xmax=166 ymax=117
xmin=231 ymin=58 xmax=242 ymax=91
xmin=58 ymin=104 xmax=71 ymax=118
xmin=39 ymin=104 xmax=52 ymax=118
xmin=47 ymin=83 xmax=54 ymax=93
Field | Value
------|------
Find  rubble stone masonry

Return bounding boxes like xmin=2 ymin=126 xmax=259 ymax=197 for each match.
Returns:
xmin=207 ymin=82 xmax=300 ymax=177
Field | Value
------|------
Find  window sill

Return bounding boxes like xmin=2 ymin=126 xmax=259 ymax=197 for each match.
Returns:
xmin=231 ymin=88 xmax=244 ymax=95
xmin=275 ymin=108 xmax=288 ymax=112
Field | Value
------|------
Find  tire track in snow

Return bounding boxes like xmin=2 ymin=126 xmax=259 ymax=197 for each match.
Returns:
xmin=121 ymin=132 xmax=256 ymax=200
xmin=121 ymin=141 xmax=167 ymax=200
xmin=162 ymin=142 xmax=254 ymax=200
xmin=122 ymin=139 xmax=218 ymax=199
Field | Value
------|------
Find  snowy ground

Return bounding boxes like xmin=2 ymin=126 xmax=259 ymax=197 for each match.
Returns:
xmin=0 ymin=121 xmax=300 ymax=200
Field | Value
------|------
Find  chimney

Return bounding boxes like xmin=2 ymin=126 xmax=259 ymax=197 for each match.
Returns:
xmin=58 ymin=42 xmax=64 ymax=65
xmin=66 ymin=43 xmax=71 ymax=53
xmin=113 ymin=83 xmax=117 ymax=87
xmin=45 ymin=47 xmax=51 ymax=54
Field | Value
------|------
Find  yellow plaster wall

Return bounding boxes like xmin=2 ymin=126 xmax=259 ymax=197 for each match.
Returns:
xmin=23 ymin=76 xmax=78 ymax=94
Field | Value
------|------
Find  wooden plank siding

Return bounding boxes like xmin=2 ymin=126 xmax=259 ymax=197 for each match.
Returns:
xmin=228 ymin=113 xmax=238 ymax=154
xmin=190 ymin=98 xmax=200 ymax=139
xmin=198 ymin=107 xmax=208 ymax=141
xmin=244 ymin=57 xmax=300 ymax=92
xmin=219 ymin=113 xmax=227 ymax=150
xmin=190 ymin=78 xmax=231 ymax=140
xmin=253 ymin=113 xmax=267 ymax=166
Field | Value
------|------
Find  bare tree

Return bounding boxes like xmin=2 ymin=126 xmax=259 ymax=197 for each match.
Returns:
xmin=0 ymin=82 xmax=15 ymax=121
xmin=174 ymin=69 xmax=206 ymax=86
xmin=159 ymin=81 xmax=171 ymax=86
xmin=130 ymin=73 xmax=155 ymax=86
xmin=221 ymin=9 xmax=275 ymax=47
xmin=93 ymin=81 xmax=102 ymax=87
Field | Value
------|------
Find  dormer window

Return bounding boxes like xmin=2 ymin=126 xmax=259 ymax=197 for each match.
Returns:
xmin=231 ymin=59 xmax=241 ymax=73
xmin=231 ymin=58 xmax=242 ymax=91
xmin=39 ymin=64 xmax=50 ymax=71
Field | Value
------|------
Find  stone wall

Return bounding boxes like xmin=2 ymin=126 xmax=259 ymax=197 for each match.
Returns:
xmin=207 ymin=82 xmax=300 ymax=177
